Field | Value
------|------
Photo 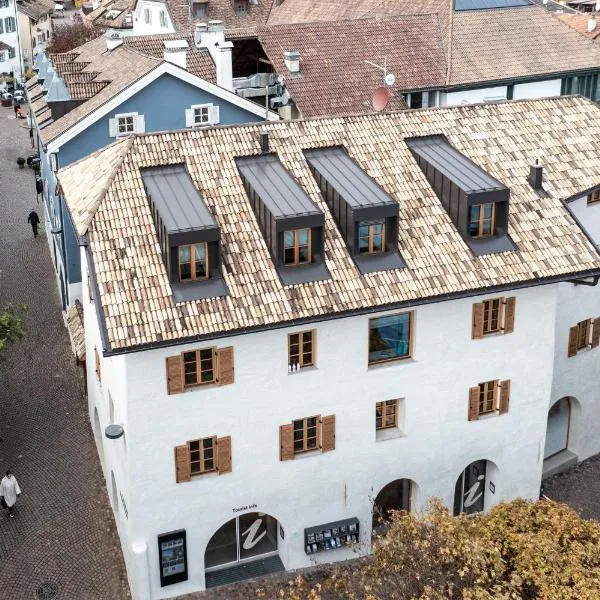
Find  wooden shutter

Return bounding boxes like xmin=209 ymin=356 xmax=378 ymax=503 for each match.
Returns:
xmin=108 ymin=117 xmax=117 ymax=137
xmin=498 ymin=380 xmax=511 ymax=415
xmin=166 ymin=355 xmax=184 ymax=394
xmin=216 ymin=346 xmax=234 ymax=386
xmin=209 ymin=104 xmax=220 ymax=125
xmin=472 ymin=303 xmax=484 ymax=339
xmin=568 ymin=325 xmax=579 ymax=357
xmin=468 ymin=386 xmax=480 ymax=421
xmin=279 ymin=424 xmax=294 ymax=461
xmin=503 ymin=297 xmax=516 ymax=334
xmin=591 ymin=318 xmax=600 ymax=348
xmin=174 ymin=444 xmax=191 ymax=483
xmin=185 ymin=108 xmax=194 ymax=128
xmin=95 ymin=348 xmax=101 ymax=382
xmin=321 ymin=415 xmax=336 ymax=452
xmin=217 ymin=436 xmax=232 ymax=475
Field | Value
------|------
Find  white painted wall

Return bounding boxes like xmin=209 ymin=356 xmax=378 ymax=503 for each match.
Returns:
xmin=132 ymin=0 xmax=174 ymax=35
xmin=513 ymin=79 xmax=561 ymax=100
xmin=569 ymin=195 xmax=600 ymax=244
xmin=86 ymin=283 xmax=558 ymax=599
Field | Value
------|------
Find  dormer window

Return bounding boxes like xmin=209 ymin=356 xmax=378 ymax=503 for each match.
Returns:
xmin=304 ymin=147 xmax=405 ymax=275
xmin=142 ymin=165 xmax=228 ymax=302
xmin=283 ymin=228 xmax=311 ymax=265
xmin=178 ymin=243 xmax=208 ymax=281
xmin=236 ymin=153 xmax=330 ymax=286
xmin=587 ymin=190 xmax=600 ymax=205
xmin=235 ymin=0 xmax=249 ymax=14
xmin=406 ymin=135 xmax=515 ymax=256
xmin=468 ymin=203 xmax=495 ymax=238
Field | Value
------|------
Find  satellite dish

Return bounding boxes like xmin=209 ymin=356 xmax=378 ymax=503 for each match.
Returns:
xmin=384 ymin=73 xmax=396 ymax=87
xmin=372 ymin=86 xmax=391 ymax=112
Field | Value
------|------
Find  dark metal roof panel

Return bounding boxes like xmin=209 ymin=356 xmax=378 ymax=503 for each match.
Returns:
xmin=406 ymin=136 xmax=508 ymax=194
xmin=141 ymin=165 xmax=217 ymax=233
xmin=455 ymin=0 xmax=530 ymax=10
xmin=236 ymin=154 xmax=320 ymax=218
xmin=304 ymin=147 xmax=396 ymax=208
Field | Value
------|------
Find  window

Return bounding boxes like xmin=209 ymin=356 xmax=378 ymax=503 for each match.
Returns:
xmin=193 ymin=2 xmax=206 ymax=17
xmin=235 ymin=0 xmax=248 ymax=14
xmin=478 ymin=380 xmax=498 ymax=415
xmin=0 ymin=52 xmax=5 ymax=63
xmin=568 ymin=318 xmax=600 ymax=357
xmin=189 ymin=437 xmax=216 ymax=475
xmin=283 ymin=228 xmax=311 ymax=265
xmin=368 ymin=312 xmax=413 ymax=365
xmin=288 ymin=330 xmax=315 ymax=370
xmin=117 ymin=115 xmax=135 ymax=135
xmin=5 ymin=16 xmax=15 ymax=32
xmin=468 ymin=203 xmax=495 ymax=238
xmin=183 ymin=348 xmax=216 ymax=387
xmin=0 ymin=19 xmax=3 ymax=34
xmin=482 ymin=298 xmax=502 ymax=334
xmin=178 ymin=243 xmax=208 ymax=281
xmin=472 ymin=297 xmax=515 ymax=339
xmin=159 ymin=9 xmax=167 ymax=26
xmin=0 ymin=0 xmax=9 ymax=7
xmin=144 ymin=7 xmax=151 ymax=23
xmin=358 ymin=220 xmax=385 ymax=255
xmin=376 ymin=400 xmax=398 ymax=430
xmin=293 ymin=416 xmax=319 ymax=453
xmin=468 ymin=380 xmax=510 ymax=421
xmin=577 ymin=319 xmax=590 ymax=350
xmin=588 ymin=190 xmax=600 ymax=205
xmin=193 ymin=105 xmax=209 ymax=126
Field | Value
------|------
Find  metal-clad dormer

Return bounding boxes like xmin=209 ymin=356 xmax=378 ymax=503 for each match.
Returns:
xmin=141 ymin=165 xmax=228 ymax=302
xmin=236 ymin=153 xmax=330 ymax=286
xmin=406 ymin=135 xmax=516 ymax=256
xmin=304 ymin=147 xmax=405 ymax=274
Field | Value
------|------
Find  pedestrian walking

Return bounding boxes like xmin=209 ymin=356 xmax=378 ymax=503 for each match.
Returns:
xmin=27 ymin=209 xmax=40 ymax=236
xmin=35 ymin=175 xmax=43 ymax=198
xmin=13 ymin=101 xmax=19 ymax=117
xmin=0 ymin=470 xmax=21 ymax=518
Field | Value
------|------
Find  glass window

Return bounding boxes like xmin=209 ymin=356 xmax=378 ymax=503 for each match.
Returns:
xmin=235 ymin=0 xmax=248 ymax=14
xmin=375 ymin=399 xmax=398 ymax=430
xmin=117 ymin=115 xmax=135 ymax=135
xmin=478 ymin=380 xmax=498 ymax=415
xmin=159 ymin=10 xmax=167 ymax=26
xmin=238 ymin=513 xmax=278 ymax=560
xmin=482 ymin=298 xmax=502 ymax=334
xmin=183 ymin=348 xmax=215 ymax=387
xmin=0 ymin=52 xmax=5 ymax=63
xmin=5 ymin=16 xmax=16 ymax=33
xmin=577 ymin=319 xmax=590 ymax=350
xmin=368 ymin=313 xmax=412 ymax=364
xmin=454 ymin=460 xmax=487 ymax=516
xmin=288 ymin=330 xmax=314 ymax=369
xmin=283 ymin=228 xmax=311 ymax=266
xmin=358 ymin=220 xmax=385 ymax=255
xmin=293 ymin=416 xmax=319 ymax=453
xmin=8 ymin=47 xmax=14 ymax=59
xmin=0 ymin=19 xmax=4 ymax=34
xmin=144 ymin=8 xmax=151 ymax=23
xmin=178 ymin=243 xmax=208 ymax=281
xmin=189 ymin=436 xmax=215 ymax=475
xmin=193 ymin=2 xmax=206 ymax=17
xmin=468 ymin=203 xmax=495 ymax=238
xmin=205 ymin=518 xmax=237 ymax=569
xmin=587 ymin=190 xmax=600 ymax=205
xmin=193 ymin=105 xmax=210 ymax=125
xmin=0 ymin=0 xmax=9 ymax=8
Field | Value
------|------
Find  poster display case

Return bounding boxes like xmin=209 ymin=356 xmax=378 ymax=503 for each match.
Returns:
xmin=158 ymin=529 xmax=188 ymax=587
xmin=304 ymin=517 xmax=359 ymax=554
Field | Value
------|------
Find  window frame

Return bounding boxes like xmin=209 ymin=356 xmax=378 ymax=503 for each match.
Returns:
xmin=587 ymin=190 xmax=600 ymax=205
xmin=0 ymin=0 xmax=9 ymax=8
xmin=0 ymin=51 xmax=5 ymax=63
xmin=478 ymin=380 xmax=498 ymax=416
xmin=188 ymin=436 xmax=217 ymax=476
xmin=482 ymin=298 xmax=503 ymax=335
xmin=4 ymin=16 xmax=16 ymax=33
xmin=191 ymin=103 xmax=212 ymax=127
xmin=368 ymin=311 xmax=414 ymax=366
xmin=159 ymin=9 xmax=167 ymax=26
xmin=178 ymin=242 xmax=209 ymax=282
xmin=182 ymin=347 xmax=216 ymax=388
xmin=358 ymin=220 xmax=386 ymax=255
xmin=376 ymin=399 xmax=398 ymax=430
xmin=288 ymin=330 xmax=315 ymax=369
xmin=143 ymin=7 xmax=151 ymax=23
xmin=282 ymin=228 xmax=312 ymax=266
xmin=234 ymin=0 xmax=248 ymax=14
xmin=468 ymin=202 xmax=496 ymax=238
xmin=293 ymin=415 xmax=320 ymax=454
xmin=115 ymin=112 xmax=137 ymax=137
xmin=576 ymin=319 xmax=591 ymax=350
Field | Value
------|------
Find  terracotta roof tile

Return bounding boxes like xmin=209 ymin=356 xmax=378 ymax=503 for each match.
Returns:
xmin=174 ymin=0 xmax=276 ymax=31
xmin=66 ymin=300 xmax=86 ymax=360
xmin=556 ymin=12 xmax=600 ymax=40
xmin=17 ymin=0 xmax=54 ymax=20
xmin=58 ymin=96 xmax=600 ymax=351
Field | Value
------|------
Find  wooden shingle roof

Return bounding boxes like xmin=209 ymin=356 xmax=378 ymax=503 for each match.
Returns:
xmin=58 ymin=96 xmax=600 ymax=352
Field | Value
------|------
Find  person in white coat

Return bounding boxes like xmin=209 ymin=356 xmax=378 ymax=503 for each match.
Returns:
xmin=0 ymin=470 xmax=21 ymax=517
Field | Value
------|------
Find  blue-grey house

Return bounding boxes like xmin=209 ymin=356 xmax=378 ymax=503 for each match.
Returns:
xmin=28 ymin=26 xmax=277 ymax=310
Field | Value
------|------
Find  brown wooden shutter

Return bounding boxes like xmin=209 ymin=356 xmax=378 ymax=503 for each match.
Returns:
xmin=216 ymin=346 xmax=234 ymax=386
xmin=568 ymin=326 xmax=579 ymax=357
xmin=468 ymin=386 xmax=480 ymax=421
xmin=498 ymin=380 xmax=511 ymax=415
xmin=503 ymin=297 xmax=516 ymax=334
xmin=279 ymin=424 xmax=294 ymax=461
xmin=175 ymin=444 xmax=191 ymax=483
xmin=217 ymin=436 xmax=232 ymax=475
xmin=321 ymin=415 xmax=336 ymax=452
xmin=95 ymin=348 xmax=101 ymax=382
xmin=166 ymin=355 xmax=184 ymax=394
xmin=472 ymin=303 xmax=484 ymax=339
xmin=591 ymin=318 xmax=600 ymax=349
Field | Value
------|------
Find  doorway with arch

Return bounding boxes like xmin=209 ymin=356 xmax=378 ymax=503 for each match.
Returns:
xmin=453 ymin=459 xmax=499 ymax=516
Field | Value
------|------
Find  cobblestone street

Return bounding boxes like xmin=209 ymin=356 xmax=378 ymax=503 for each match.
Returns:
xmin=0 ymin=106 xmax=129 ymax=599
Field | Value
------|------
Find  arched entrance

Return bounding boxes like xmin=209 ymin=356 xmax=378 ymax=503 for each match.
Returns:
xmin=453 ymin=459 xmax=499 ymax=516
xmin=372 ymin=479 xmax=417 ymax=528
xmin=544 ymin=397 xmax=571 ymax=459
xmin=205 ymin=512 xmax=284 ymax=588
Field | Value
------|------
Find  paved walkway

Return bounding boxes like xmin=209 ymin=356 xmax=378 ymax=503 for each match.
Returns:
xmin=0 ymin=106 xmax=130 ymax=599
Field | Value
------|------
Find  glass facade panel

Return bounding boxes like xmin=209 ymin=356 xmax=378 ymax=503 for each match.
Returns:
xmin=369 ymin=313 xmax=411 ymax=364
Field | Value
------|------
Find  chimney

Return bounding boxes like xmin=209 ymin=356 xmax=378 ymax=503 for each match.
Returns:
xmin=588 ymin=11 xmax=597 ymax=32
xmin=163 ymin=39 xmax=188 ymax=70
xmin=283 ymin=50 xmax=300 ymax=75
xmin=105 ymin=30 xmax=123 ymax=51
xmin=260 ymin=127 xmax=269 ymax=153
xmin=528 ymin=160 xmax=544 ymax=190
xmin=194 ymin=20 xmax=234 ymax=91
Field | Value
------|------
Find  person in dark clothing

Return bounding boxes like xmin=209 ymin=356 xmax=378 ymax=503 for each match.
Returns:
xmin=27 ymin=210 xmax=40 ymax=237
xmin=35 ymin=176 xmax=43 ymax=198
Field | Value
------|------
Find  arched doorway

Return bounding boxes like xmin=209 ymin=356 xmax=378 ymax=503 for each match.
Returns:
xmin=205 ymin=512 xmax=283 ymax=588
xmin=453 ymin=459 xmax=499 ymax=516
xmin=544 ymin=397 xmax=571 ymax=459
xmin=372 ymin=479 xmax=417 ymax=528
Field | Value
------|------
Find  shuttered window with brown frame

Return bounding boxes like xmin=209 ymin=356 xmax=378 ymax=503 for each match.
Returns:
xmin=288 ymin=330 xmax=315 ymax=370
xmin=568 ymin=318 xmax=600 ymax=357
xmin=472 ymin=297 xmax=516 ymax=339
xmin=279 ymin=414 xmax=335 ymax=460
xmin=468 ymin=380 xmax=511 ymax=421
xmin=165 ymin=346 xmax=234 ymax=394
xmin=174 ymin=435 xmax=232 ymax=483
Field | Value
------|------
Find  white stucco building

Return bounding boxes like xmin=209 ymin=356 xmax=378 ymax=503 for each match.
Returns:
xmin=0 ymin=0 xmax=21 ymax=80
xmin=58 ymin=96 xmax=600 ymax=598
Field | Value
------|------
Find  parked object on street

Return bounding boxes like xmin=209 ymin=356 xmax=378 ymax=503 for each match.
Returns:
xmin=27 ymin=209 xmax=40 ymax=236
xmin=16 ymin=157 xmax=25 ymax=168
xmin=0 ymin=471 xmax=21 ymax=517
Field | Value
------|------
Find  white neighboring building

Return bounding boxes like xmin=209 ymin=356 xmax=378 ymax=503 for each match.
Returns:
xmin=16 ymin=0 xmax=53 ymax=72
xmin=0 ymin=0 xmax=21 ymax=80
xmin=57 ymin=96 xmax=600 ymax=599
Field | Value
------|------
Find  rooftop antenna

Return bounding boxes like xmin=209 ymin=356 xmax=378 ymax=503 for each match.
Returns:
xmin=364 ymin=57 xmax=396 ymax=87
xmin=365 ymin=57 xmax=396 ymax=111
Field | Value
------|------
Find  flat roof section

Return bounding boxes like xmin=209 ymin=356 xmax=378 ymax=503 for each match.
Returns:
xmin=141 ymin=165 xmax=217 ymax=233
xmin=236 ymin=154 xmax=321 ymax=219
xmin=406 ymin=136 xmax=508 ymax=194
xmin=304 ymin=147 xmax=397 ymax=209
